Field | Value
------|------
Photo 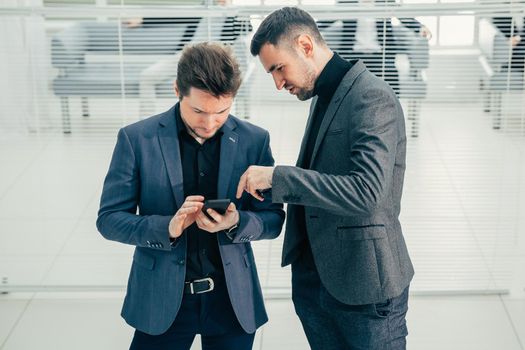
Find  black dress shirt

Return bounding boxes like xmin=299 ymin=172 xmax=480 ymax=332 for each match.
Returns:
xmin=175 ymin=104 xmax=224 ymax=281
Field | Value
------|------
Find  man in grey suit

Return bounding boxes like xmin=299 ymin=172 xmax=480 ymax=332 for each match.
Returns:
xmin=236 ymin=7 xmax=413 ymax=349
xmin=97 ymin=42 xmax=284 ymax=349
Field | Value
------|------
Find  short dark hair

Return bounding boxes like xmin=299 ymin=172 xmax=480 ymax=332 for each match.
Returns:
xmin=250 ymin=7 xmax=325 ymax=56
xmin=177 ymin=42 xmax=242 ymax=99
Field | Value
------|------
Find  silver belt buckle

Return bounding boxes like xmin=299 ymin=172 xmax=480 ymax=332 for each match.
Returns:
xmin=190 ymin=277 xmax=215 ymax=294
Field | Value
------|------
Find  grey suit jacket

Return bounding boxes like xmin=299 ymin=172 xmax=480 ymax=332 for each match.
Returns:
xmin=273 ymin=60 xmax=413 ymax=305
xmin=97 ymin=105 xmax=285 ymax=335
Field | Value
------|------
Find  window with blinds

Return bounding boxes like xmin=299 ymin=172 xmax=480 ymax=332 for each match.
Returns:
xmin=0 ymin=0 xmax=523 ymax=295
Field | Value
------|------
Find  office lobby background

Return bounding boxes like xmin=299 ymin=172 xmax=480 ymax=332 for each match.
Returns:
xmin=0 ymin=0 xmax=524 ymax=348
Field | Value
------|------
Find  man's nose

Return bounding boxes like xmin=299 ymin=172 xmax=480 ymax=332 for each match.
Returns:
xmin=273 ymin=75 xmax=285 ymax=90
xmin=203 ymin=117 xmax=215 ymax=128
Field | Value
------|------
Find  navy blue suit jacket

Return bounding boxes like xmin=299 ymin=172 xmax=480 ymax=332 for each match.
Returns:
xmin=97 ymin=105 xmax=285 ymax=335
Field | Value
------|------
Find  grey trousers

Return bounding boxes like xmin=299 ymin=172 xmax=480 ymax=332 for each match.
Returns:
xmin=291 ymin=247 xmax=409 ymax=350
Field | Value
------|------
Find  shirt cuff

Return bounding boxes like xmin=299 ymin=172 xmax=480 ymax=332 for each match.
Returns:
xmin=224 ymin=216 xmax=241 ymax=241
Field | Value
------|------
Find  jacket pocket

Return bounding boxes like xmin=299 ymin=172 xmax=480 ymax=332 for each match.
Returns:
xmin=372 ymin=298 xmax=393 ymax=318
xmin=326 ymin=128 xmax=344 ymax=135
xmin=133 ymin=250 xmax=155 ymax=270
xmin=337 ymin=225 xmax=386 ymax=240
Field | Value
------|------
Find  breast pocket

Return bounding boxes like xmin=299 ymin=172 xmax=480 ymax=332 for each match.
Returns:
xmin=337 ymin=225 xmax=387 ymax=241
xmin=326 ymin=128 xmax=344 ymax=136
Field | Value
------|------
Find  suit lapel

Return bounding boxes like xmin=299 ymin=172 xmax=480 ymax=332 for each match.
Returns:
xmin=309 ymin=60 xmax=366 ymax=168
xmin=158 ymin=106 xmax=185 ymax=208
xmin=217 ymin=117 xmax=238 ymax=199
xmin=295 ymin=97 xmax=318 ymax=167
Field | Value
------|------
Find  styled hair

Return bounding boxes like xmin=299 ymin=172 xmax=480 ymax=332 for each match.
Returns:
xmin=250 ymin=7 xmax=325 ymax=56
xmin=177 ymin=42 xmax=242 ymax=98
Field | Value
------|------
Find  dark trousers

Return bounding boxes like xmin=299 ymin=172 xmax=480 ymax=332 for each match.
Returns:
xmin=291 ymin=246 xmax=409 ymax=350
xmin=130 ymin=277 xmax=255 ymax=350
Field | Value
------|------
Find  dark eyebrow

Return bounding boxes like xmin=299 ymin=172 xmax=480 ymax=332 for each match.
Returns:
xmin=192 ymin=106 xmax=230 ymax=114
xmin=268 ymin=64 xmax=279 ymax=73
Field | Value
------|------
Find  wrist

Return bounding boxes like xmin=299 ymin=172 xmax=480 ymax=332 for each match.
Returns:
xmin=268 ymin=167 xmax=274 ymax=187
xmin=168 ymin=217 xmax=182 ymax=239
xmin=228 ymin=211 xmax=240 ymax=230
xmin=224 ymin=213 xmax=240 ymax=240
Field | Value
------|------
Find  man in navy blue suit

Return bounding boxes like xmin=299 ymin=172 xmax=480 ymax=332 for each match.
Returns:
xmin=97 ymin=42 xmax=285 ymax=350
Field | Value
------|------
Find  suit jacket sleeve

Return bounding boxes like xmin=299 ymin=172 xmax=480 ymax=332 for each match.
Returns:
xmin=96 ymin=128 xmax=173 ymax=251
xmin=231 ymin=131 xmax=285 ymax=244
xmin=272 ymin=85 xmax=400 ymax=218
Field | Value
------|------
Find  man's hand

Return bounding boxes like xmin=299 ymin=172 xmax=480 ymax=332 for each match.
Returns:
xmin=169 ymin=195 xmax=204 ymax=239
xmin=236 ymin=166 xmax=274 ymax=201
xmin=123 ymin=18 xmax=143 ymax=28
xmin=196 ymin=202 xmax=239 ymax=233
xmin=420 ymin=25 xmax=432 ymax=40
xmin=511 ymin=35 xmax=521 ymax=47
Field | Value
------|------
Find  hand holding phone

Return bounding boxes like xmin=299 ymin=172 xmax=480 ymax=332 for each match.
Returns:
xmin=197 ymin=199 xmax=239 ymax=234
xmin=202 ymin=199 xmax=231 ymax=221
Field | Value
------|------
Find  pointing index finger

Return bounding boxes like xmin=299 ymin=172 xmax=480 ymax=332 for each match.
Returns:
xmin=236 ymin=172 xmax=247 ymax=199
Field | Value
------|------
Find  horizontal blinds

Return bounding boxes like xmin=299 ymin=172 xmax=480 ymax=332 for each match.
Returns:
xmin=0 ymin=1 xmax=523 ymax=294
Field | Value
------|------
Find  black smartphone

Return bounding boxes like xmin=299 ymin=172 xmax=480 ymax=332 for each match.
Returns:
xmin=202 ymin=199 xmax=231 ymax=221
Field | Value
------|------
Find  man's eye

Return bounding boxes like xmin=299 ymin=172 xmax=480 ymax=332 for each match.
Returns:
xmin=194 ymin=110 xmax=202 ymax=114
xmin=277 ymin=66 xmax=283 ymax=71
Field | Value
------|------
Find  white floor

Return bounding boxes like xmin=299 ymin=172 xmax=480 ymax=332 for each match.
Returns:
xmin=1 ymin=96 xmax=525 ymax=349
xmin=0 ymin=293 xmax=524 ymax=349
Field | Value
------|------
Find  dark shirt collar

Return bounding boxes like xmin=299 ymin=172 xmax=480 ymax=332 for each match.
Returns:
xmin=313 ymin=52 xmax=354 ymax=102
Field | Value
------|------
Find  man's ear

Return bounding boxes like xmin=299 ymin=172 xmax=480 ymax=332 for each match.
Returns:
xmin=296 ymin=34 xmax=314 ymax=58
xmin=173 ymin=82 xmax=180 ymax=98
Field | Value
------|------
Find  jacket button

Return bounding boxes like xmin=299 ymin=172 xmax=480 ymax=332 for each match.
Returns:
xmin=178 ymin=259 xmax=185 ymax=265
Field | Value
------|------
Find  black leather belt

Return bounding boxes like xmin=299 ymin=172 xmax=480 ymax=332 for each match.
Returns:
xmin=184 ymin=277 xmax=215 ymax=294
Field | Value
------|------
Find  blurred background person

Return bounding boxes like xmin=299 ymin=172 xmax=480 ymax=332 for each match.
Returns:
xmin=318 ymin=0 xmax=431 ymax=94
xmin=492 ymin=15 xmax=525 ymax=73
xmin=124 ymin=0 xmax=252 ymax=118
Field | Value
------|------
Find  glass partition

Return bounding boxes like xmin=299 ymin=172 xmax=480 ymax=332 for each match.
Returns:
xmin=0 ymin=0 xmax=524 ymax=296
